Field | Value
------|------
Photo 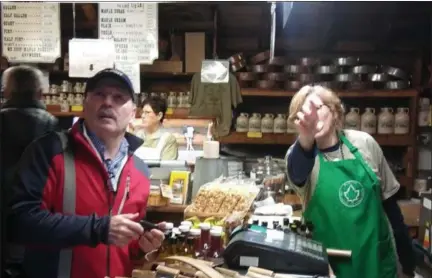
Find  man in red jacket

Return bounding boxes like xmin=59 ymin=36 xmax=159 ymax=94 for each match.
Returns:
xmin=7 ymin=68 xmax=164 ymax=278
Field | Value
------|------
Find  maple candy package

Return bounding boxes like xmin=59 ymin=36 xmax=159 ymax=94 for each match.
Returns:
xmin=184 ymin=175 xmax=259 ymax=219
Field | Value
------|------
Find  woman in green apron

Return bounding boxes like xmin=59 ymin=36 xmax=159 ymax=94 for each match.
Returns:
xmin=284 ymin=85 xmax=417 ymax=278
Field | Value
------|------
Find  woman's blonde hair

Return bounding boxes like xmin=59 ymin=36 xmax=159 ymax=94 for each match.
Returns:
xmin=288 ymin=85 xmax=345 ymax=130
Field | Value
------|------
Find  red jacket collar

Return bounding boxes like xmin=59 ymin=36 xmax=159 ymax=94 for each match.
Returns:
xmin=70 ymin=118 xmax=144 ymax=154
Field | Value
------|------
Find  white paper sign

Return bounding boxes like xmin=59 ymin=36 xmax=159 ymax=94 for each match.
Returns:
xmin=114 ymin=61 xmax=140 ymax=93
xmin=99 ymin=3 xmax=158 ymax=65
xmin=41 ymin=70 xmax=50 ymax=94
xmin=68 ymin=39 xmax=116 ymax=78
xmin=1 ymin=2 xmax=61 ymax=63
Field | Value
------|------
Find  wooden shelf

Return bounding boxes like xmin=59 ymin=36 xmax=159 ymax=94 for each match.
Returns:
xmin=241 ymin=88 xmax=418 ymax=98
xmin=146 ymin=205 xmax=187 ymax=213
xmin=46 ymin=70 xmax=194 ymax=80
xmin=220 ymin=133 xmax=296 ymax=145
xmin=219 ymin=132 xmax=412 ymax=146
xmin=51 ymin=111 xmax=80 ymax=117
xmin=148 ymin=108 xmax=215 ymax=120
xmin=50 ymin=108 xmax=215 ymax=120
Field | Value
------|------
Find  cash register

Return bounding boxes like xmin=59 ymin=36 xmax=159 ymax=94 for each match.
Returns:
xmin=223 ymin=227 xmax=329 ymax=276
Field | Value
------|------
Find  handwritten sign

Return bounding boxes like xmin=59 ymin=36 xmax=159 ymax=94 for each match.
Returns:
xmin=114 ymin=61 xmax=141 ymax=93
xmin=68 ymin=39 xmax=116 ymax=78
xmin=1 ymin=2 xmax=61 ymax=63
xmin=99 ymin=3 xmax=158 ymax=65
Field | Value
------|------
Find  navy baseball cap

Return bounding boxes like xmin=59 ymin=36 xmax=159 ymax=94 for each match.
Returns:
xmin=85 ymin=68 xmax=135 ymax=101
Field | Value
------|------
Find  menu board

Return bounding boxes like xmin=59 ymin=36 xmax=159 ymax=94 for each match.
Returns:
xmin=1 ymin=2 xmax=61 ymax=63
xmin=98 ymin=3 xmax=158 ymax=65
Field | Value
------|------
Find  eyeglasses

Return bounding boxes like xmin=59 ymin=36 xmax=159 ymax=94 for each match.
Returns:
xmin=141 ymin=110 xmax=155 ymax=116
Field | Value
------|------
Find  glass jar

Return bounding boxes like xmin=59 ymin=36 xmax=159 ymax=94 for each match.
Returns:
xmin=255 ymin=158 xmax=265 ymax=185
xmin=178 ymin=225 xmax=190 ymax=256
xmin=164 ymin=222 xmax=174 ymax=235
xmin=169 ymin=236 xmax=178 ymax=255
xmin=199 ymin=223 xmax=211 ymax=258
xmin=189 ymin=228 xmax=201 ymax=258
xmin=181 ymin=221 xmax=192 ymax=229
xmin=209 ymin=229 xmax=223 ymax=258
xmin=159 ymin=222 xmax=174 ymax=258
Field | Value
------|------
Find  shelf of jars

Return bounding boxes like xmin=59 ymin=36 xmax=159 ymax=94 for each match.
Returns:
xmin=218 ymin=132 xmax=412 ymax=146
xmin=241 ymin=88 xmax=418 ymax=98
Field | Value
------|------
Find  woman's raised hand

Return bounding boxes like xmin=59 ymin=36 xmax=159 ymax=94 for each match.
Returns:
xmin=295 ymin=94 xmax=324 ymax=149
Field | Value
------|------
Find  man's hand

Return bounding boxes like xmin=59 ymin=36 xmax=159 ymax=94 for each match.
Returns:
xmin=138 ymin=222 xmax=166 ymax=254
xmin=109 ymin=213 xmax=143 ymax=247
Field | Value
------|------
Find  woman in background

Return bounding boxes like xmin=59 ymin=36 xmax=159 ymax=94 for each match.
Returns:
xmin=285 ymin=85 xmax=416 ymax=278
xmin=134 ymin=95 xmax=178 ymax=160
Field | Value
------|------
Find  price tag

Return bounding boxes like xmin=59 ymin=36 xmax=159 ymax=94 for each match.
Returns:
xmin=166 ymin=108 xmax=174 ymax=115
xmin=71 ymin=105 xmax=83 ymax=112
xmin=247 ymin=131 xmax=263 ymax=138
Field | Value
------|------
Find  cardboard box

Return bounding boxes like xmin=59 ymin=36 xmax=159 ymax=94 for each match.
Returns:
xmin=185 ymin=32 xmax=205 ymax=73
xmin=398 ymin=199 xmax=421 ymax=227
xmin=419 ymin=193 xmax=432 ymax=254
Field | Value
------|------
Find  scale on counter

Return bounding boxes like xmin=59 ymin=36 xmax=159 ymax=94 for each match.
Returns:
xmin=223 ymin=227 xmax=329 ymax=276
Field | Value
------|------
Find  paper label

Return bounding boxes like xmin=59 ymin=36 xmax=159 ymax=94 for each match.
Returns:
xmin=423 ymin=197 xmax=432 ymax=210
xmin=247 ymin=131 xmax=263 ymax=138
xmin=239 ymin=256 xmax=259 ymax=267
xmin=166 ymin=108 xmax=174 ymax=115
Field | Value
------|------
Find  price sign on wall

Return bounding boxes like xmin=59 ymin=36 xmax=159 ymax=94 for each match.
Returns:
xmin=114 ymin=61 xmax=141 ymax=93
xmin=1 ymin=2 xmax=61 ymax=63
xmin=98 ymin=3 xmax=158 ymax=65
xmin=68 ymin=39 xmax=116 ymax=78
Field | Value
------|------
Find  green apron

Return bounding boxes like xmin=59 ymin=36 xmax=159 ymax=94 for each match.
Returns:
xmin=303 ymin=134 xmax=397 ymax=278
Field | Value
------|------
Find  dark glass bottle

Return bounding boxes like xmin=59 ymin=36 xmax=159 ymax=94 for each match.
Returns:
xmin=306 ymin=221 xmax=314 ymax=238
xmin=299 ymin=224 xmax=307 ymax=237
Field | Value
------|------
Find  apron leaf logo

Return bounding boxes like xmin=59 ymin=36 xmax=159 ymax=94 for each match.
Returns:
xmin=338 ymin=180 xmax=365 ymax=208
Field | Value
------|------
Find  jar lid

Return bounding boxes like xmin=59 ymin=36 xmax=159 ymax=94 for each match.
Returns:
xmin=179 ymin=225 xmax=190 ymax=233
xmin=210 ymin=229 xmax=222 ymax=236
xmin=181 ymin=221 xmax=192 ymax=227
xmin=164 ymin=222 xmax=174 ymax=230
xmin=172 ymin=227 xmax=181 ymax=235
xmin=189 ymin=228 xmax=201 ymax=236
xmin=212 ymin=226 xmax=223 ymax=232
xmin=199 ymin=223 xmax=211 ymax=230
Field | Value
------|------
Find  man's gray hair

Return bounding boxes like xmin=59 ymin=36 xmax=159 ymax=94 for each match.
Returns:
xmin=2 ymin=65 xmax=47 ymax=99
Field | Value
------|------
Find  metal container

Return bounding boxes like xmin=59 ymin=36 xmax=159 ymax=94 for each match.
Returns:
xmin=316 ymin=65 xmax=337 ymax=75
xmin=385 ymin=81 xmax=410 ymax=90
xmin=333 ymin=56 xmax=359 ymax=66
